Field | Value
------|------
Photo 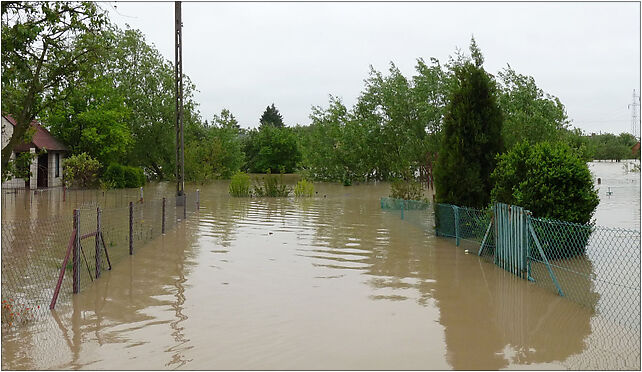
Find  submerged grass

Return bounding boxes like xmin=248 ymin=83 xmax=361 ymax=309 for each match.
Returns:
xmin=294 ymin=179 xmax=315 ymax=197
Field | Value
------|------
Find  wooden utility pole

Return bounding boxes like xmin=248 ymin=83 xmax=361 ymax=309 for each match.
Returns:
xmin=175 ymin=1 xmax=185 ymax=199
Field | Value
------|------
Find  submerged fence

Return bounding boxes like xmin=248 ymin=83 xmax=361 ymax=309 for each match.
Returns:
xmin=434 ymin=202 xmax=641 ymax=365
xmin=1 ymin=191 xmax=199 ymax=327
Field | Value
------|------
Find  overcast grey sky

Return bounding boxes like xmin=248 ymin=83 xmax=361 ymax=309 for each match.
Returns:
xmin=106 ymin=1 xmax=640 ymax=135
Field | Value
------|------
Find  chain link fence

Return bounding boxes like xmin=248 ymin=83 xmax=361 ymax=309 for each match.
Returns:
xmin=435 ymin=202 xmax=641 ymax=368
xmin=1 ymin=191 xmax=200 ymax=328
xmin=1 ymin=214 xmax=73 ymax=326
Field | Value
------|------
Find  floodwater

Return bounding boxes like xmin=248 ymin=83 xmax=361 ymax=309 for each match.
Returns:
xmin=1 ymin=162 xmax=640 ymax=370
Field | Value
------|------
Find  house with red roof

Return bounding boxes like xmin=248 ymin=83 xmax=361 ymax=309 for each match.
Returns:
xmin=1 ymin=114 xmax=68 ymax=189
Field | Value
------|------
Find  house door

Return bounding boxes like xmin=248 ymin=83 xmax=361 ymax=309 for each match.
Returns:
xmin=37 ymin=153 xmax=48 ymax=188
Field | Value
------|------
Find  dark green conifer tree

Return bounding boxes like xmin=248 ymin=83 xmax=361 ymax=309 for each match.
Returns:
xmin=259 ymin=103 xmax=285 ymax=128
xmin=434 ymin=38 xmax=504 ymax=208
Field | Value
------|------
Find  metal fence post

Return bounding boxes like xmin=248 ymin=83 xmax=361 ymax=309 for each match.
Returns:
xmin=63 ymin=185 xmax=66 ymax=202
xmin=72 ymin=209 xmax=80 ymax=294
xmin=527 ymin=217 xmax=565 ymax=297
xmin=140 ymin=187 xmax=144 ymax=203
xmin=196 ymin=189 xmax=200 ymax=210
xmin=96 ymin=207 xmax=102 ymax=279
xmin=162 ymin=197 xmax=166 ymax=234
xmin=129 ymin=201 xmax=133 ymax=255
xmin=453 ymin=205 xmax=460 ymax=246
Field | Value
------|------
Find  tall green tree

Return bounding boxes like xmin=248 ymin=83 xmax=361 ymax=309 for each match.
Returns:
xmin=259 ymin=103 xmax=285 ymax=128
xmin=243 ymin=125 xmax=300 ymax=173
xmin=184 ymin=109 xmax=244 ymax=182
xmin=497 ymin=66 xmax=569 ymax=149
xmin=42 ymin=26 xmax=201 ymax=180
xmin=304 ymin=96 xmax=360 ymax=181
xmin=434 ymin=38 xmax=504 ymax=208
xmin=1 ymin=2 xmax=108 ymax=172
xmin=113 ymin=28 xmax=201 ymax=180
xmin=301 ymin=58 xmax=449 ymax=183
xmin=45 ymin=50 xmax=132 ymax=166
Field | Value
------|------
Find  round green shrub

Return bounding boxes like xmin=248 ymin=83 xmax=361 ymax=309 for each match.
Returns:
xmin=63 ymin=153 xmax=101 ymax=188
xmin=491 ymin=141 xmax=599 ymax=258
xmin=491 ymin=141 xmax=599 ymax=224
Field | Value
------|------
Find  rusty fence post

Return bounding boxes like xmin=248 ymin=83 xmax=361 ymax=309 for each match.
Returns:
xmin=72 ymin=209 xmax=80 ymax=294
xmin=129 ymin=201 xmax=133 ymax=255
xmin=162 ymin=197 xmax=166 ymax=234
xmin=96 ymin=207 xmax=102 ymax=279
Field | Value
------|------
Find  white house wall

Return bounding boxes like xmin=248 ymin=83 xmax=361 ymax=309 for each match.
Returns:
xmin=47 ymin=151 xmax=64 ymax=187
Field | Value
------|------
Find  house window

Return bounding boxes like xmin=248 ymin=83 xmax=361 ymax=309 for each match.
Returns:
xmin=55 ymin=153 xmax=60 ymax=178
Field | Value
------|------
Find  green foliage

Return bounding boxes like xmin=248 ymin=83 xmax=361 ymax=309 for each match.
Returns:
xmin=587 ymin=132 xmax=638 ymax=161
xmin=41 ymin=27 xmax=202 ymax=180
xmin=1 ymin=151 xmax=35 ymax=182
xmin=434 ymin=39 xmax=504 ymax=209
xmin=45 ymin=73 xmax=132 ymax=166
xmin=559 ymin=127 xmax=594 ymax=162
xmin=1 ymin=2 xmax=108 ymax=170
xmin=243 ymin=125 xmax=301 ymax=173
xmin=252 ymin=170 xmax=291 ymax=197
xmin=229 ymin=171 xmax=251 ymax=197
xmin=302 ymin=58 xmax=447 ymax=183
xmin=294 ymin=179 xmax=315 ymax=197
xmin=259 ymin=103 xmax=285 ymax=128
xmin=390 ymin=179 xmax=425 ymax=201
xmin=497 ymin=66 xmax=570 ymax=150
xmin=63 ymin=153 xmax=101 ymax=188
xmin=185 ymin=109 xmax=244 ymax=183
xmin=491 ymin=141 xmax=599 ymax=225
xmin=102 ymin=163 xmax=145 ymax=189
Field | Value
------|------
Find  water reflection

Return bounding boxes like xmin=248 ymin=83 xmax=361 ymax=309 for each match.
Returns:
xmin=430 ymin=240 xmax=594 ymax=369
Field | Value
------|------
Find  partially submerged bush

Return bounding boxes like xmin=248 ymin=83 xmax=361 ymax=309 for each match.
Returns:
xmin=229 ymin=171 xmax=251 ymax=197
xmin=63 ymin=153 xmax=101 ymax=188
xmin=102 ymin=163 xmax=145 ymax=188
xmin=294 ymin=179 xmax=315 ymax=197
xmin=491 ymin=141 xmax=598 ymax=224
xmin=390 ymin=178 xmax=424 ymax=201
xmin=253 ymin=170 xmax=291 ymax=197
xmin=492 ymin=141 xmax=599 ymax=258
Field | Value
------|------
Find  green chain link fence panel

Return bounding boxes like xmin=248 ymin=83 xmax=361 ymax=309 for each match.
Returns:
xmin=380 ymin=197 xmax=429 ymax=210
xmin=433 ymin=201 xmax=641 ymax=368
xmin=435 ymin=203 xmax=456 ymax=238
xmin=528 ymin=217 xmax=640 ymax=328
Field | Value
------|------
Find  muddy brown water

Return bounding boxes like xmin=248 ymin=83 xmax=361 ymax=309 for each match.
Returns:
xmin=1 ymin=163 xmax=640 ymax=369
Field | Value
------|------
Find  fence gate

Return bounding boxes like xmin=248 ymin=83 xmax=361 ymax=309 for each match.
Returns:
xmin=493 ymin=203 xmax=529 ymax=279
xmin=475 ymin=202 xmax=563 ymax=295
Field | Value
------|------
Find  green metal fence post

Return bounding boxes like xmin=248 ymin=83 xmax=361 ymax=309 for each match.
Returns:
xmin=527 ymin=217 xmax=564 ymax=297
xmin=453 ymin=205 xmax=460 ymax=246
